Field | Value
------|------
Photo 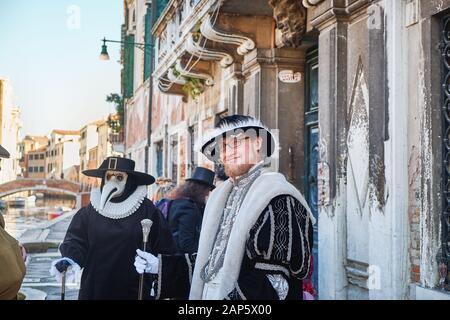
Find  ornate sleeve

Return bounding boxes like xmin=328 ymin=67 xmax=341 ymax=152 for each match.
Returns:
xmin=226 ymin=195 xmax=313 ymax=300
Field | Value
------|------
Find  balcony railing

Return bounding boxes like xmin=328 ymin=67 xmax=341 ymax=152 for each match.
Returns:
xmin=109 ymin=131 xmax=125 ymax=145
xmin=153 ymin=0 xmax=216 ymax=75
xmin=155 ymin=0 xmax=200 ymax=65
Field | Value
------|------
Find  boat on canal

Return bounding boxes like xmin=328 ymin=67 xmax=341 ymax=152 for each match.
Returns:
xmin=8 ymin=196 xmax=26 ymax=208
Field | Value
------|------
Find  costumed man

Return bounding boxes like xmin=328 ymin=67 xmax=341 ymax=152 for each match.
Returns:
xmin=50 ymin=157 xmax=176 ymax=300
xmin=134 ymin=115 xmax=315 ymax=300
xmin=0 ymin=144 xmax=26 ymax=300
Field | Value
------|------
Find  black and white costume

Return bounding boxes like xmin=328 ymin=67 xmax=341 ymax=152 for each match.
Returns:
xmin=51 ymin=157 xmax=176 ymax=300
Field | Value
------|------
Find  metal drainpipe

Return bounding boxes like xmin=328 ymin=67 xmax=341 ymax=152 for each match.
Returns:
xmin=144 ymin=1 xmax=156 ymax=174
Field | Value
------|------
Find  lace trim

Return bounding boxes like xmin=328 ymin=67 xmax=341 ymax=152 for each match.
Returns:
xmin=185 ymin=254 xmax=193 ymax=285
xmin=254 ymin=262 xmax=290 ymax=278
xmin=90 ymin=185 xmax=148 ymax=219
xmin=267 ymin=274 xmax=289 ymax=300
xmin=156 ymin=254 xmax=162 ymax=300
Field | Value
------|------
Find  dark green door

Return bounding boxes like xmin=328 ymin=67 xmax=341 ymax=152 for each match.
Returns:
xmin=304 ymin=48 xmax=319 ymax=295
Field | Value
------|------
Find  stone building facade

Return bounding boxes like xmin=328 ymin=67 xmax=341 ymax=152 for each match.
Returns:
xmin=120 ymin=0 xmax=450 ymax=299
xmin=307 ymin=0 xmax=450 ymax=300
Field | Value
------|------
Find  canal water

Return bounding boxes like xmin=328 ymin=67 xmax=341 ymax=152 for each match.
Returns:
xmin=2 ymin=194 xmax=79 ymax=300
xmin=3 ymin=195 xmax=76 ymax=238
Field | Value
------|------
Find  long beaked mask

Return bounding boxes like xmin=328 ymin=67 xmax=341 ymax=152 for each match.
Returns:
xmin=100 ymin=170 xmax=128 ymax=210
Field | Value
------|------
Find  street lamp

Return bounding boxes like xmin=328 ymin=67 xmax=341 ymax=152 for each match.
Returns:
xmin=99 ymin=37 xmax=153 ymax=61
xmin=99 ymin=38 xmax=110 ymax=61
xmin=99 ymin=35 xmax=154 ymax=174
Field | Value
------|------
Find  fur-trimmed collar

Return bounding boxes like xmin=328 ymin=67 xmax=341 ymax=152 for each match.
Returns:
xmin=90 ymin=185 xmax=148 ymax=219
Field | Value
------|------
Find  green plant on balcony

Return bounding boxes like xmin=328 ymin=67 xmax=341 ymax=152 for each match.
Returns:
xmin=182 ymin=77 xmax=205 ymax=100
xmin=171 ymin=66 xmax=205 ymax=100
xmin=192 ymin=21 xmax=202 ymax=43
xmin=106 ymin=93 xmax=124 ymax=133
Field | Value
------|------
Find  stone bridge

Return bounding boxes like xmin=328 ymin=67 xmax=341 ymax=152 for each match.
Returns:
xmin=0 ymin=179 xmax=81 ymax=198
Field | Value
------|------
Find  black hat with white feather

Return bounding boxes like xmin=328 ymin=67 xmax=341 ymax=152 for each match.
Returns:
xmin=196 ymin=115 xmax=277 ymax=162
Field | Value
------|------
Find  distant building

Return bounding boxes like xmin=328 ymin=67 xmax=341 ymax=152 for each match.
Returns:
xmin=88 ymin=146 xmax=98 ymax=170
xmin=46 ymin=130 xmax=80 ymax=181
xmin=27 ymin=147 xmax=46 ymax=179
xmin=63 ymin=165 xmax=80 ymax=183
xmin=18 ymin=135 xmax=49 ymax=178
xmin=98 ymin=115 xmax=124 ymax=160
xmin=79 ymin=122 xmax=100 ymax=188
xmin=78 ymin=116 xmax=124 ymax=190
xmin=0 ymin=78 xmax=22 ymax=183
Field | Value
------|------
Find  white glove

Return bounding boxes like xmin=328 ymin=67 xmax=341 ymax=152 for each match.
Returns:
xmin=49 ymin=257 xmax=81 ymax=284
xmin=135 ymin=249 xmax=159 ymax=274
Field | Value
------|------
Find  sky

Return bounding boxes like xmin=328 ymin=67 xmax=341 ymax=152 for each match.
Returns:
xmin=0 ymin=0 xmax=124 ymax=137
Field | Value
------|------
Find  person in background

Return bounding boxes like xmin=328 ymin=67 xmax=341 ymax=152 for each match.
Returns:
xmin=0 ymin=144 xmax=26 ymax=300
xmin=158 ymin=167 xmax=215 ymax=254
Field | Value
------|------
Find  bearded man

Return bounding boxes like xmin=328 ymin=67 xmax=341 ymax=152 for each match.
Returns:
xmin=135 ymin=115 xmax=314 ymax=300
xmin=50 ymin=157 xmax=176 ymax=300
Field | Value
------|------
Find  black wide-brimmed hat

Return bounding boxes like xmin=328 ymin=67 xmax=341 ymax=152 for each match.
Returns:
xmin=196 ymin=115 xmax=277 ymax=162
xmin=0 ymin=145 xmax=10 ymax=159
xmin=82 ymin=157 xmax=155 ymax=186
xmin=185 ymin=166 xmax=216 ymax=189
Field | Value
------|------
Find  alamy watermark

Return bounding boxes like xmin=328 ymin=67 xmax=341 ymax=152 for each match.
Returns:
xmin=367 ymin=4 xmax=382 ymax=30
xmin=367 ymin=265 xmax=381 ymax=290
xmin=66 ymin=5 xmax=81 ymax=30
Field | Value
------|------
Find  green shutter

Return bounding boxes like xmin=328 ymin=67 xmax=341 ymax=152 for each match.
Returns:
xmin=124 ymin=34 xmax=135 ymax=99
xmin=156 ymin=0 xmax=169 ymax=20
xmin=143 ymin=5 xmax=152 ymax=81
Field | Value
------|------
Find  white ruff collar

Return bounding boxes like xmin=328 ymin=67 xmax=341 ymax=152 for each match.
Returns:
xmin=90 ymin=185 xmax=148 ymax=219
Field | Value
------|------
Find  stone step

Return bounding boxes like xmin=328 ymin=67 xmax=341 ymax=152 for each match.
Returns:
xmin=19 ymin=287 xmax=47 ymax=300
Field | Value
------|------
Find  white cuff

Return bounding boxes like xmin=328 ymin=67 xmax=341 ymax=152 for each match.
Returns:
xmin=50 ymin=257 xmax=81 ymax=284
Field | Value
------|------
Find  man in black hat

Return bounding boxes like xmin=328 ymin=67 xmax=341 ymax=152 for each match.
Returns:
xmin=50 ymin=157 xmax=176 ymax=300
xmin=156 ymin=167 xmax=215 ymax=254
xmin=135 ymin=115 xmax=314 ymax=300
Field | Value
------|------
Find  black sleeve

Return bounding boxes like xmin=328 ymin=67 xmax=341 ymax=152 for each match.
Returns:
xmin=227 ymin=195 xmax=313 ymax=300
xmin=155 ymin=253 xmax=197 ymax=299
xmin=173 ymin=201 xmax=201 ymax=254
xmin=59 ymin=207 xmax=89 ymax=267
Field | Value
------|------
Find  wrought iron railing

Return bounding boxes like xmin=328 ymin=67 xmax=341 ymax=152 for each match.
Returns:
xmin=439 ymin=13 xmax=450 ymax=291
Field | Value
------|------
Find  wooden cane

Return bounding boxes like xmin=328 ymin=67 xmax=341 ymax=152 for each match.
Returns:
xmin=138 ymin=219 xmax=153 ymax=300
xmin=61 ymin=270 xmax=66 ymax=301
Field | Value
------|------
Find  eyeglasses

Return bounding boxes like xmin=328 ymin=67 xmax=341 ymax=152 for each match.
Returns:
xmin=106 ymin=172 xmax=126 ymax=182
xmin=221 ymin=136 xmax=251 ymax=150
